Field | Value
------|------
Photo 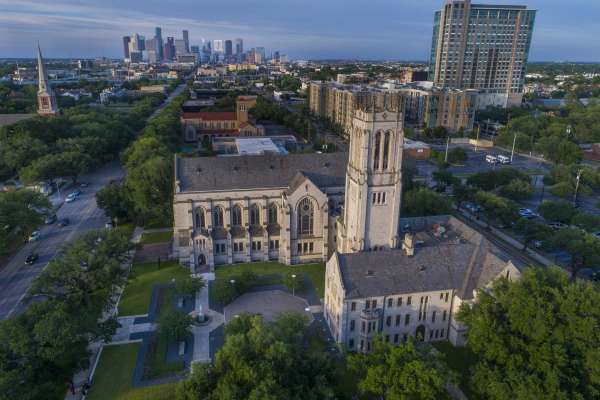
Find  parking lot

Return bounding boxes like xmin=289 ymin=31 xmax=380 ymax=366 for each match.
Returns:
xmin=416 ymin=144 xmax=549 ymax=181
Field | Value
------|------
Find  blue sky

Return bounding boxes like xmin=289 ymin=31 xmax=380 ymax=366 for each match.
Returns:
xmin=0 ymin=0 xmax=599 ymax=61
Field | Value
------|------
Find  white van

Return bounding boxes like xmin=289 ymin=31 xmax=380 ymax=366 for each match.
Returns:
xmin=485 ymin=154 xmax=498 ymax=164
xmin=497 ymin=155 xmax=511 ymax=164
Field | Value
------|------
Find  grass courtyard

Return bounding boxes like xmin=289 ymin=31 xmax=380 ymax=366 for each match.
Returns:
xmin=214 ymin=261 xmax=326 ymax=298
xmin=118 ymin=261 xmax=190 ymax=316
xmin=86 ymin=344 xmax=176 ymax=400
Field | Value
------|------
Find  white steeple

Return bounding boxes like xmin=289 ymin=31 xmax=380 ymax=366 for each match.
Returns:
xmin=36 ymin=44 xmax=59 ymax=115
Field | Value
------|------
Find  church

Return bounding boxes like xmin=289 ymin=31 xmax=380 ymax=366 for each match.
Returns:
xmin=172 ymin=99 xmax=404 ymax=269
xmin=172 ymin=98 xmax=521 ymax=348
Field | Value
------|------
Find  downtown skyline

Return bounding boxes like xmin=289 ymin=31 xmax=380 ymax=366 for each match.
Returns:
xmin=1 ymin=0 xmax=600 ymax=61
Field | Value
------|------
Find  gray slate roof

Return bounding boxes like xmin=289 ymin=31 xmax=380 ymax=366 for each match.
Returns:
xmin=337 ymin=219 xmax=515 ymax=300
xmin=176 ymin=152 xmax=348 ymax=192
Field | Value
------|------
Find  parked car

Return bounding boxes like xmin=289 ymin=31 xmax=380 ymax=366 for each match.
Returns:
xmin=105 ymin=221 xmax=113 ymax=229
xmin=58 ymin=218 xmax=70 ymax=227
xmin=464 ymin=202 xmax=482 ymax=214
xmin=25 ymin=253 xmax=38 ymax=265
xmin=485 ymin=154 xmax=498 ymax=164
xmin=497 ymin=155 xmax=511 ymax=164
xmin=45 ymin=214 xmax=57 ymax=224
xmin=71 ymin=189 xmax=82 ymax=197
xmin=79 ymin=182 xmax=89 ymax=188
xmin=65 ymin=192 xmax=78 ymax=203
xmin=28 ymin=231 xmax=41 ymax=242
xmin=518 ymin=208 xmax=538 ymax=219
xmin=549 ymin=221 xmax=568 ymax=230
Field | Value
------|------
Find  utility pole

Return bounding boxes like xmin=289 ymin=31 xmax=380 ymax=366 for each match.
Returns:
xmin=444 ymin=136 xmax=450 ymax=162
xmin=573 ymin=169 xmax=583 ymax=207
xmin=511 ymin=132 xmax=517 ymax=163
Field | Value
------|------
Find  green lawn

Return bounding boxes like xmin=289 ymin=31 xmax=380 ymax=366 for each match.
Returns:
xmin=214 ymin=261 xmax=325 ymax=298
xmin=433 ymin=341 xmax=478 ymax=398
xmin=86 ymin=344 xmax=176 ymax=400
xmin=140 ymin=230 xmax=173 ymax=245
xmin=143 ymin=287 xmax=186 ymax=380
xmin=118 ymin=261 xmax=190 ymax=316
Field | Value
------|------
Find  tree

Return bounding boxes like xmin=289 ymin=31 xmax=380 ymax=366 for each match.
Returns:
xmin=432 ymin=169 xmax=458 ymax=191
xmin=499 ymin=178 xmax=533 ymax=201
xmin=570 ymin=212 xmax=600 ymax=233
xmin=158 ymin=310 xmax=193 ymax=342
xmin=447 ymin=147 xmax=467 ymax=165
xmin=538 ymin=200 xmax=576 ymax=223
xmin=176 ymin=313 xmax=336 ymax=400
xmin=0 ymin=189 xmax=50 ymax=253
xmin=458 ymin=267 xmax=600 ymax=400
xmin=348 ymin=338 xmax=449 ymax=400
xmin=95 ymin=183 xmax=131 ymax=223
xmin=474 ymin=191 xmax=518 ymax=227
xmin=514 ymin=218 xmax=553 ymax=251
xmin=175 ymin=275 xmax=206 ymax=298
xmin=535 ymin=136 xmax=582 ymax=165
xmin=402 ymin=188 xmax=452 ymax=217
xmin=550 ymin=228 xmax=600 ymax=278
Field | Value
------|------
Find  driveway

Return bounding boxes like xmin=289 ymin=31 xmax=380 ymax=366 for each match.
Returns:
xmin=223 ymin=290 xmax=313 ymax=323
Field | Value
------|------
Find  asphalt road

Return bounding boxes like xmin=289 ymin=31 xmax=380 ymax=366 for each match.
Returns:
xmin=0 ymin=161 xmax=124 ymax=319
xmin=0 ymin=83 xmax=188 ymax=320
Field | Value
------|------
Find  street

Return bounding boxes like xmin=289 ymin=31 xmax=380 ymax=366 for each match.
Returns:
xmin=0 ymin=84 xmax=187 ymax=320
xmin=0 ymin=161 xmax=124 ymax=319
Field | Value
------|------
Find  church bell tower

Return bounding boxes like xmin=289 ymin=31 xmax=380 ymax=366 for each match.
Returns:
xmin=36 ymin=45 xmax=59 ymax=116
xmin=337 ymin=96 xmax=404 ymax=253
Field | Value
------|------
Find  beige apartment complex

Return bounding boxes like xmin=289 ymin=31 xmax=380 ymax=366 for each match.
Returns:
xmin=308 ymin=81 xmax=476 ymax=135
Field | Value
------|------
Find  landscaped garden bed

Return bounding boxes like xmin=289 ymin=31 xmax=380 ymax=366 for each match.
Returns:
xmin=86 ymin=343 xmax=176 ymax=400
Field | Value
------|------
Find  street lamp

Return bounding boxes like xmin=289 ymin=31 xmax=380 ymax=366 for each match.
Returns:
xmin=291 ymin=274 xmax=296 ymax=296
xmin=573 ymin=169 xmax=583 ymax=207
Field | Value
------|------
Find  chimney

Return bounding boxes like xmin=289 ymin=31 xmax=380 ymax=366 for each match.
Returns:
xmin=402 ymin=232 xmax=415 ymax=256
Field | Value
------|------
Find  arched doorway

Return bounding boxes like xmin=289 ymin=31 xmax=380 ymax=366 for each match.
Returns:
xmin=198 ymin=254 xmax=206 ymax=265
xmin=416 ymin=325 xmax=426 ymax=342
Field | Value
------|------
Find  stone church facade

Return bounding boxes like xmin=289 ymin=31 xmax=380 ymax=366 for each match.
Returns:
xmin=172 ymin=105 xmax=402 ymax=270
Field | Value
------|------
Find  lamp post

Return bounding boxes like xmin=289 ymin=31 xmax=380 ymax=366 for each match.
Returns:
xmin=573 ymin=169 xmax=583 ymax=207
xmin=291 ymin=274 xmax=296 ymax=296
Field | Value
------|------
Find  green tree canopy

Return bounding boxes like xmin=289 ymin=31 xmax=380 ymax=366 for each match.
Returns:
xmin=458 ymin=267 xmax=600 ymax=400
xmin=348 ymin=338 xmax=449 ymax=400
xmin=0 ymin=189 xmax=50 ymax=254
xmin=176 ymin=313 xmax=336 ymax=400
xmin=402 ymin=188 xmax=452 ymax=217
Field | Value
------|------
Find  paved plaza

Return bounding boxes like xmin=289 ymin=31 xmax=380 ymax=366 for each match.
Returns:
xmin=223 ymin=289 xmax=313 ymax=323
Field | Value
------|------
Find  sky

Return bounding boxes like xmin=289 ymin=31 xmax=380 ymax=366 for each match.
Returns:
xmin=0 ymin=0 xmax=599 ymax=61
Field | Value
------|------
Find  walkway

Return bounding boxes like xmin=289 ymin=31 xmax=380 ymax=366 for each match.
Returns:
xmin=191 ymin=272 xmax=224 ymax=363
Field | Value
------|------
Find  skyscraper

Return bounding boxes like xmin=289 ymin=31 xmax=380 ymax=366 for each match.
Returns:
xmin=429 ymin=0 xmax=536 ymax=108
xmin=212 ymin=39 xmax=224 ymax=53
xmin=183 ymin=30 xmax=190 ymax=53
xmin=155 ymin=27 xmax=164 ymax=61
xmin=225 ymin=40 xmax=233 ymax=57
xmin=36 ymin=45 xmax=59 ymax=116
xmin=122 ymin=36 xmax=131 ymax=59
xmin=234 ymin=38 xmax=243 ymax=55
xmin=164 ymin=37 xmax=176 ymax=61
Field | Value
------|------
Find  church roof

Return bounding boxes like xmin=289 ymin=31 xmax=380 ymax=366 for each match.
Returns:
xmin=176 ymin=152 xmax=348 ymax=192
xmin=336 ymin=216 xmax=520 ymax=300
xmin=182 ymin=111 xmax=237 ymax=121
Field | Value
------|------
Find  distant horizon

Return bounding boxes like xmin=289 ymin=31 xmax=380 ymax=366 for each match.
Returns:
xmin=1 ymin=0 xmax=600 ymax=61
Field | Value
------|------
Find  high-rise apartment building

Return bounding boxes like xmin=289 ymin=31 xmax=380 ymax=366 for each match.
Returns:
xmin=122 ymin=36 xmax=131 ymax=59
xmin=183 ymin=30 xmax=190 ymax=53
xmin=175 ymin=39 xmax=187 ymax=56
xmin=225 ymin=40 xmax=233 ymax=56
xmin=234 ymin=38 xmax=243 ymax=55
xmin=429 ymin=0 xmax=536 ymax=109
xmin=164 ymin=37 xmax=176 ymax=61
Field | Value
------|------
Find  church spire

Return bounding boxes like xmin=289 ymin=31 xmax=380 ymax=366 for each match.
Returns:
xmin=36 ymin=44 xmax=59 ymax=115
xmin=37 ymin=44 xmax=49 ymax=92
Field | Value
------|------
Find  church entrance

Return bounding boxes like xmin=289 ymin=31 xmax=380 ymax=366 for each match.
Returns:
xmin=198 ymin=254 xmax=206 ymax=265
xmin=416 ymin=325 xmax=426 ymax=342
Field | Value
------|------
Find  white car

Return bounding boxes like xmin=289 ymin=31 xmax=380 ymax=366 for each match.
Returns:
xmin=28 ymin=231 xmax=41 ymax=242
xmin=65 ymin=193 xmax=77 ymax=203
xmin=485 ymin=154 xmax=498 ymax=164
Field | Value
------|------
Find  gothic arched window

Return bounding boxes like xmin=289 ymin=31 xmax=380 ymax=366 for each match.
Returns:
xmin=231 ymin=205 xmax=242 ymax=226
xmin=382 ymin=131 xmax=391 ymax=170
xmin=195 ymin=208 xmax=205 ymax=229
xmin=297 ymin=197 xmax=314 ymax=236
xmin=373 ymin=131 xmax=382 ymax=170
xmin=250 ymin=204 xmax=260 ymax=226
xmin=213 ymin=206 xmax=224 ymax=227
xmin=268 ymin=204 xmax=278 ymax=224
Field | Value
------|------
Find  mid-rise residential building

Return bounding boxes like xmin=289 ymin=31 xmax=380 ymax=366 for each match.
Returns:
xmin=308 ymin=81 xmax=476 ymax=135
xmin=429 ymin=0 xmax=536 ymax=109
